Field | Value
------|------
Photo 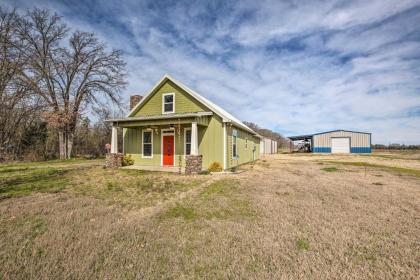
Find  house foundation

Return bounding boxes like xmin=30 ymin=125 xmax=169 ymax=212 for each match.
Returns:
xmin=105 ymin=153 xmax=123 ymax=168
xmin=185 ymin=155 xmax=203 ymax=174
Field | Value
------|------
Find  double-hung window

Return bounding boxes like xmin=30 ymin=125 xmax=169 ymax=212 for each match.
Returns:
xmin=142 ymin=130 xmax=153 ymax=158
xmin=185 ymin=129 xmax=191 ymax=155
xmin=163 ymin=93 xmax=174 ymax=113
xmin=232 ymin=129 xmax=238 ymax=158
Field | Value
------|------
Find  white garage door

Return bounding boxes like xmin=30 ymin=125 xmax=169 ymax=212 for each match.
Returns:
xmin=331 ymin=138 xmax=350 ymax=153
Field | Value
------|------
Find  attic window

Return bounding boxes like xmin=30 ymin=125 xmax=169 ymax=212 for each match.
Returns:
xmin=163 ymin=93 xmax=174 ymax=113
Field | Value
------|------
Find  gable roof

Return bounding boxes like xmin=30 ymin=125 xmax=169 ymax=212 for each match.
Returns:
xmin=128 ymin=74 xmax=260 ymax=136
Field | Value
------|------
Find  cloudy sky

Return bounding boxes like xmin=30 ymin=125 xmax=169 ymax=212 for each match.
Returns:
xmin=4 ymin=0 xmax=420 ymax=144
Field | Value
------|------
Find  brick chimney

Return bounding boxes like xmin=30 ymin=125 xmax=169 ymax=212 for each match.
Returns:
xmin=130 ymin=95 xmax=143 ymax=110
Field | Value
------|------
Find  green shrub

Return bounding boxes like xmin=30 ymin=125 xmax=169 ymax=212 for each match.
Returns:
xmin=122 ymin=154 xmax=134 ymax=166
xmin=208 ymin=161 xmax=223 ymax=172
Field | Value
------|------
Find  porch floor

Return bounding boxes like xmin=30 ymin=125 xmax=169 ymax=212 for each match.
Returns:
xmin=122 ymin=165 xmax=185 ymax=173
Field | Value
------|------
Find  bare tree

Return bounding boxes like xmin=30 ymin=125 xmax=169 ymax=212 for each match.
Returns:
xmin=0 ymin=8 xmax=43 ymax=160
xmin=243 ymin=121 xmax=291 ymax=150
xmin=17 ymin=9 xmax=126 ymax=159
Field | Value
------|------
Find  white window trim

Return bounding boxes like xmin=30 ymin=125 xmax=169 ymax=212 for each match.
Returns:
xmin=162 ymin=93 xmax=175 ymax=114
xmin=142 ymin=129 xmax=153 ymax=158
xmin=232 ymin=129 xmax=238 ymax=159
xmin=160 ymin=128 xmax=176 ymax=166
xmin=184 ymin=128 xmax=191 ymax=156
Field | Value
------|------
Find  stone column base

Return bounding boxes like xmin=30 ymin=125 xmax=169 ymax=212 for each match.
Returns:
xmin=185 ymin=155 xmax=203 ymax=175
xmin=105 ymin=153 xmax=123 ymax=168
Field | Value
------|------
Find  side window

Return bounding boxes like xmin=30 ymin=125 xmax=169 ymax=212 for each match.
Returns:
xmin=163 ymin=93 xmax=174 ymax=113
xmin=142 ymin=130 xmax=153 ymax=157
xmin=185 ymin=129 xmax=191 ymax=155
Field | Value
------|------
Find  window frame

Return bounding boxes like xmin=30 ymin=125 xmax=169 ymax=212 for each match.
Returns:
xmin=232 ymin=129 xmax=238 ymax=158
xmin=184 ymin=128 xmax=192 ymax=156
xmin=142 ymin=129 xmax=153 ymax=158
xmin=162 ymin=93 xmax=175 ymax=114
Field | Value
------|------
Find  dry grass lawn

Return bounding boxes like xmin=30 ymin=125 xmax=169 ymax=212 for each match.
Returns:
xmin=1 ymin=151 xmax=419 ymax=279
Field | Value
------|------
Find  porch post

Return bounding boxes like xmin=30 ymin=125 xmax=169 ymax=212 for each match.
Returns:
xmin=191 ymin=121 xmax=198 ymax=155
xmin=111 ymin=126 xmax=118 ymax=153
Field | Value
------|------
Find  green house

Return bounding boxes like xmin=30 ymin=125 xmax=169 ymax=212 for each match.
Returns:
xmin=108 ymin=75 xmax=261 ymax=172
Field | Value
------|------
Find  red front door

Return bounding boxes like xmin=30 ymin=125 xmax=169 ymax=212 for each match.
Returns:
xmin=163 ymin=135 xmax=174 ymax=166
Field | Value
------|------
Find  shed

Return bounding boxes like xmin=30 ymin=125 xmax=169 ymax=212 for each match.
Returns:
xmin=288 ymin=130 xmax=371 ymax=154
xmin=260 ymin=138 xmax=278 ymax=154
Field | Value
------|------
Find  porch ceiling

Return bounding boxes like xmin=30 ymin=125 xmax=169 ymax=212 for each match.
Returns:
xmin=107 ymin=112 xmax=213 ymax=128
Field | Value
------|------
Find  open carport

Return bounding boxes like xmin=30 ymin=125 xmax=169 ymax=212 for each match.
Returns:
xmin=288 ymin=129 xmax=372 ymax=153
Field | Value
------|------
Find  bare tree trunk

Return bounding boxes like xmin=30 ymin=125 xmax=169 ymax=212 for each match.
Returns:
xmin=58 ymin=131 xmax=66 ymax=159
xmin=66 ymin=130 xmax=74 ymax=159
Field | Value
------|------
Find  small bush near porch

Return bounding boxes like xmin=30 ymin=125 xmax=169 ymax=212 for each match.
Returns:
xmin=208 ymin=161 xmax=223 ymax=172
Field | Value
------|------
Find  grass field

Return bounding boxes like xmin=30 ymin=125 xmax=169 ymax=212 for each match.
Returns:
xmin=1 ymin=151 xmax=419 ymax=279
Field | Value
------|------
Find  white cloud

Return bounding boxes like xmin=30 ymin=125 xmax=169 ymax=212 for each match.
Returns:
xmin=4 ymin=0 xmax=420 ymax=144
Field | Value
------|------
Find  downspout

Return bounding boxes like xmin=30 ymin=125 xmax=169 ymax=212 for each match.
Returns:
xmin=223 ymin=122 xmax=227 ymax=170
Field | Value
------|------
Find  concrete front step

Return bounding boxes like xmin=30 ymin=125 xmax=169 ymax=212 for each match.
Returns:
xmin=122 ymin=165 xmax=185 ymax=173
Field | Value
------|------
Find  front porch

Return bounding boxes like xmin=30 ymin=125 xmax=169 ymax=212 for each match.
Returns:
xmin=107 ymin=112 xmax=212 ymax=173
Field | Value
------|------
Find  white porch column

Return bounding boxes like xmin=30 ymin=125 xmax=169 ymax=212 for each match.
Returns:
xmin=191 ymin=122 xmax=199 ymax=155
xmin=111 ymin=126 xmax=118 ymax=153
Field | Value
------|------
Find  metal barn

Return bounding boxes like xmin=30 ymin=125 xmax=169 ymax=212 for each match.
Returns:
xmin=260 ymin=138 xmax=278 ymax=154
xmin=288 ymin=130 xmax=371 ymax=154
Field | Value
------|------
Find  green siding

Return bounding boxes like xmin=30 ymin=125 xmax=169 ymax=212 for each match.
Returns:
xmin=132 ymin=80 xmax=207 ymax=116
xmin=124 ymin=127 xmax=172 ymax=167
xmin=198 ymin=116 xmax=224 ymax=169
xmin=227 ymin=125 xmax=260 ymax=168
xmin=124 ymin=128 xmax=161 ymax=166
